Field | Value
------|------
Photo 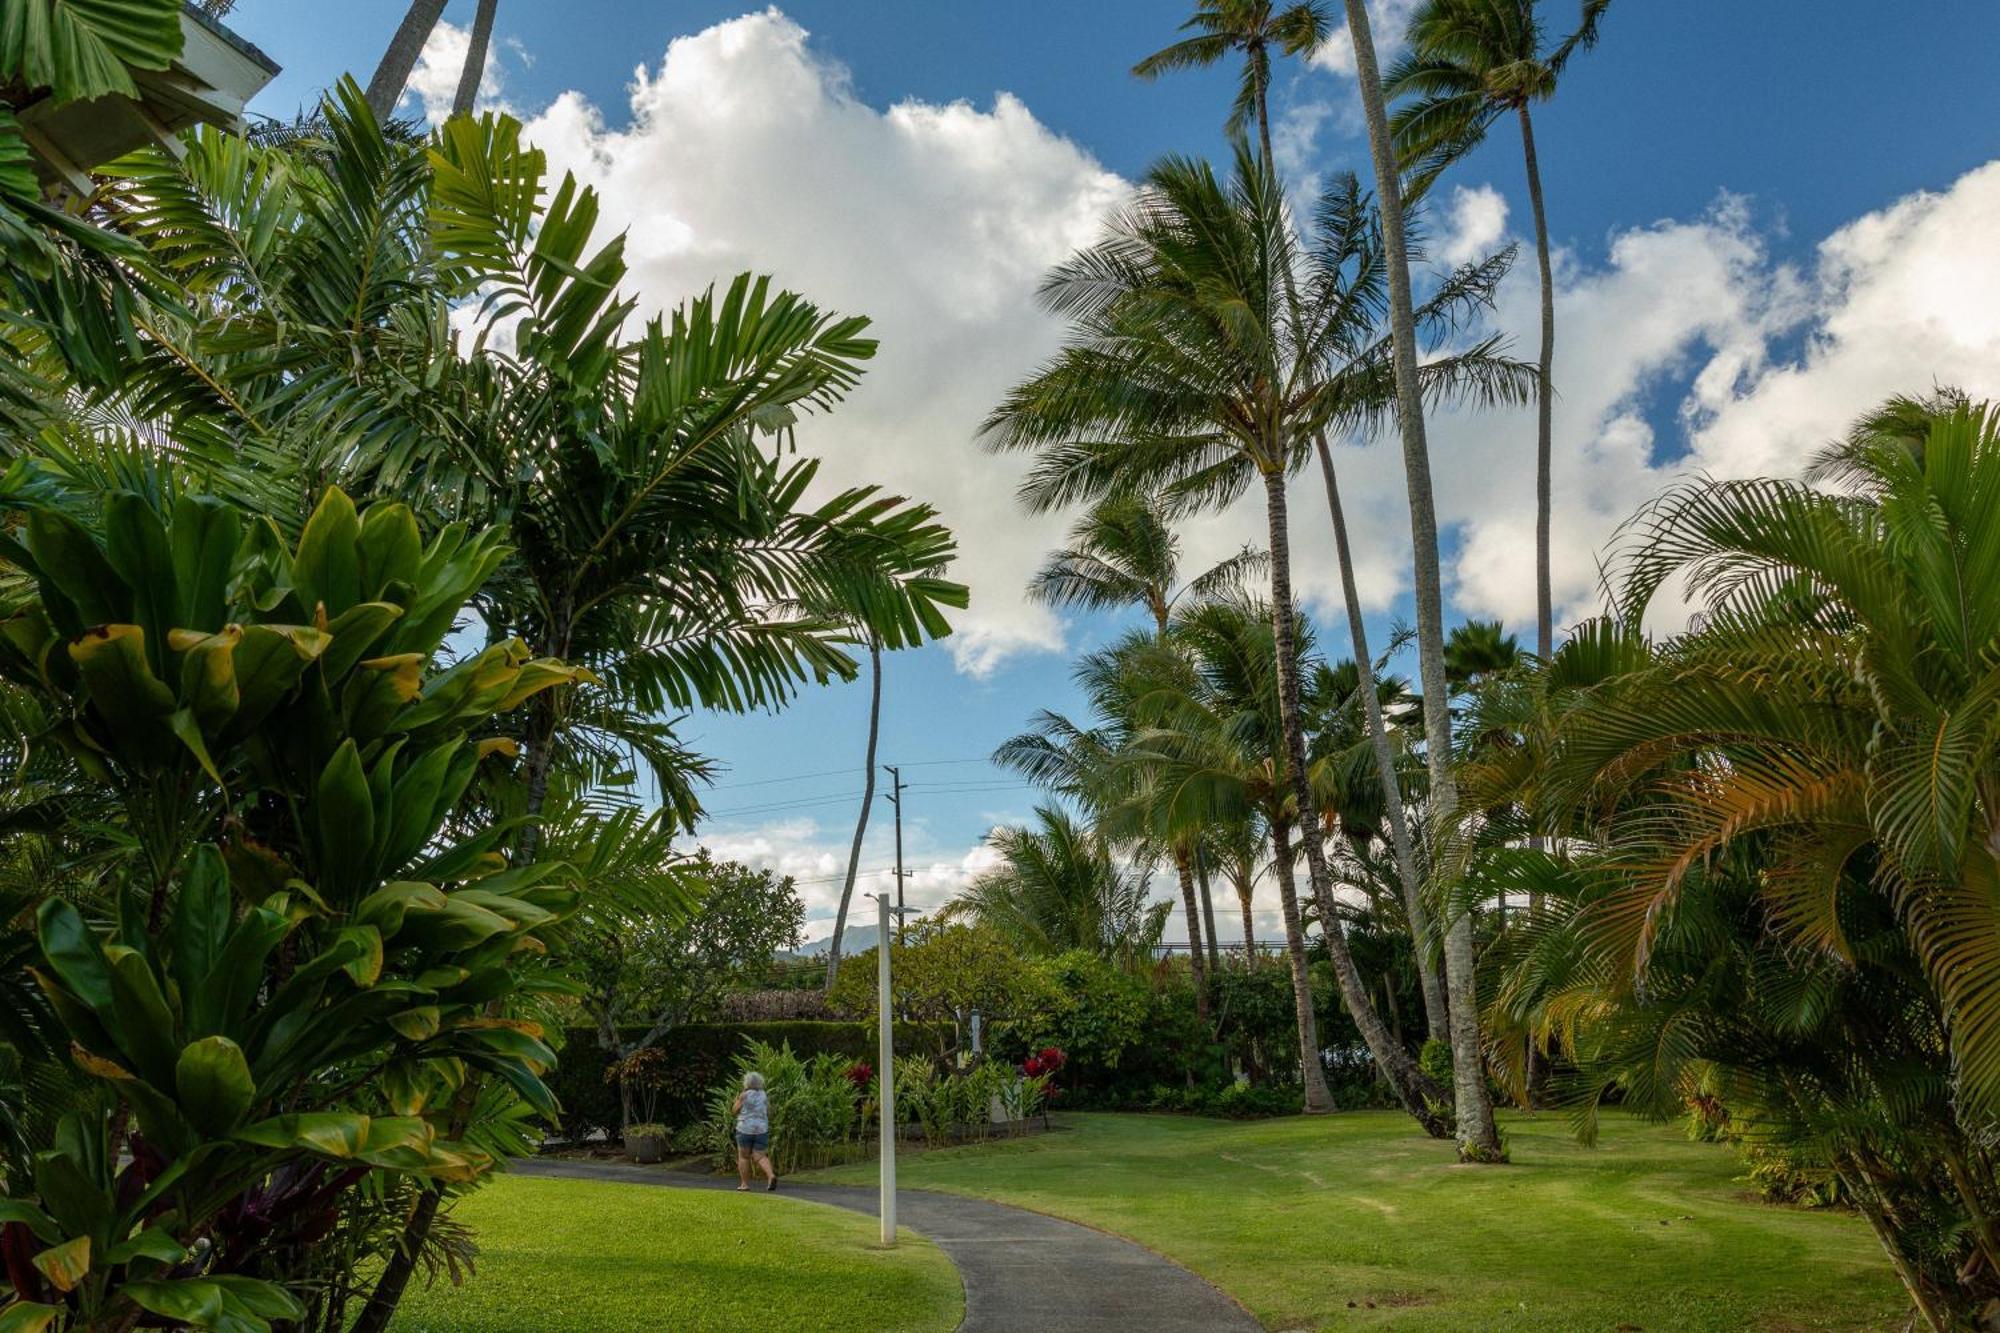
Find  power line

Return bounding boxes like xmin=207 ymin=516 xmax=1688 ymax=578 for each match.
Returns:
xmin=699 ymin=756 xmax=994 ymax=793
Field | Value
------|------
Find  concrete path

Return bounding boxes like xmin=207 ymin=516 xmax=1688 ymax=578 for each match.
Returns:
xmin=516 ymin=1157 xmax=1260 ymax=1333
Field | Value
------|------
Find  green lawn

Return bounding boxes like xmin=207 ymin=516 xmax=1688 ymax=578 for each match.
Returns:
xmin=391 ymin=1175 xmax=962 ymax=1333
xmin=811 ymin=1111 xmax=1906 ymax=1332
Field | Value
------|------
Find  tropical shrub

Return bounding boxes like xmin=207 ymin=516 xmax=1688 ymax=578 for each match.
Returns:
xmin=704 ymin=1040 xmax=864 ymax=1174
xmin=1463 ymin=396 xmax=2000 ymax=1329
xmin=0 ymin=483 xmax=586 ymax=1330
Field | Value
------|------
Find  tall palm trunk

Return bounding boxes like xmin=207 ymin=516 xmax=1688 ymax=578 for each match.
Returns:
xmin=452 ymin=0 xmax=499 ymax=119
xmin=825 ymin=637 xmax=881 ymax=993
xmin=1519 ymin=101 xmax=1555 ymax=1098
xmin=1314 ymin=434 xmax=1449 ymax=1043
xmin=1267 ymin=817 xmax=1334 ymax=1110
xmin=1519 ymin=104 xmax=1554 ymax=668
xmin=1234 ymin=872 xmax=1258 ymax=968
xmin=1197 ymin=846 xmax=1222 ymax=968
xmin=1262 ymin=470 xmax=1448 ymax=1133
xmin=363 ymin=0 xmax=449 ymax=123
xmin=1342 ymin=0 xmax=1503 ymax=1160
xmin=1174 ymin=845 xmax=1212 ymax=1029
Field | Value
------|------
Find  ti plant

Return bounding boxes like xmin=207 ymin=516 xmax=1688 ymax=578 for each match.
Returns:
xmin=0 ymin=481 xmax=588 ymax=1331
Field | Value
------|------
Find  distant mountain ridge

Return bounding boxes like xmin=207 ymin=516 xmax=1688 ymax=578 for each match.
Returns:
xmin=787 ymin=922 xmax=881 ymax=958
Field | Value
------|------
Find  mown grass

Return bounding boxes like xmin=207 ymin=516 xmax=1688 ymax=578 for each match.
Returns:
xmin=811 ymin=1110 xmax=1905 ymax=1331
xmin=390 ymin=1175 xmax=961 ymax=1333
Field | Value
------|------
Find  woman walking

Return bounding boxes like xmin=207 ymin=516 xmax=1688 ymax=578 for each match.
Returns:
xmin=733 ymin=1072 xmax=776 ymax=1191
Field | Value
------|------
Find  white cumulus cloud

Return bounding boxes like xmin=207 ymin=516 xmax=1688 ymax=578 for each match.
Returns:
xmin=510 ymin=8 xmax=1127 ymax=675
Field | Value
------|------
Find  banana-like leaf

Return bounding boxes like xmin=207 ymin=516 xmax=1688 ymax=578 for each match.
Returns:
xmin=175 ymin=1036 xmax=254 ymax=1137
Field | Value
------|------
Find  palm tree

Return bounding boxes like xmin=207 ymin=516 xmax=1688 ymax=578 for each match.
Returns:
xmin=1339 ymin=0 xmax=1505 ymax=1159
xmin=1207 ymin=811 xmax=1269 ymax=964
xmin=945 ymin=806 xmax=1170 ymax=962
xmin=1386 ymin=0 xmax=1613 ymax=667
xmin=364 ymin=0 xmax=448 ymax=121
xmin=987 ymin=145 xmax=1523 ymax=1128
xmin=823 ymin=635 xmax=881 ymax=993
xmin=1461 ymin=396 xmax=2000 ymax=1326
xmin=453 ymin=0 xmax=499 ymax=118
xmin=1133 ymin=1 xmax=1332 ymax=170
xmin=1119 ymin=596 xmax=1340 ymax=1111
xmin=1308 ymin=652 xmax=1448 ymax=1039
xmin=1030 ymin=489 xmax=1263 ymax=994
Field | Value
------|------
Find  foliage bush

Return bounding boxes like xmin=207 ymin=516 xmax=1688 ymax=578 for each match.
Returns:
xmin=548 ymin=1021 xmax=951 ymax=1141
xmin=704 ymin=1040 xmax=866 ymax=1174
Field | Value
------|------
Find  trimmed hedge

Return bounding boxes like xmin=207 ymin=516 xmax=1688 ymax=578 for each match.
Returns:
xmin=547 ymin=1020 xmax=952 ymax=1140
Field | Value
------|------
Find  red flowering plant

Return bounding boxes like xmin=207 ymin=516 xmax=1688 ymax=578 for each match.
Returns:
xmin=845 ymin=1060 xmax=874 ymax=1092
xmin=1021 ymin=1046 xmax=1066 ymax=1100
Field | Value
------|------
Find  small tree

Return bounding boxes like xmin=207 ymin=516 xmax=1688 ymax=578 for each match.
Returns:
xmin=575 ymin=853 xmax=805 ymax=1110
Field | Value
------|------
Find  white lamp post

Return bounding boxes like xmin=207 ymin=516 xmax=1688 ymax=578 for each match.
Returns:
xmin=875 ymin=892 xmax=897 ymax=1246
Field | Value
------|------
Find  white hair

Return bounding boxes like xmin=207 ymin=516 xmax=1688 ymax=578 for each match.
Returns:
xmin=743 ymin=1072 xmax=764 ymax=1091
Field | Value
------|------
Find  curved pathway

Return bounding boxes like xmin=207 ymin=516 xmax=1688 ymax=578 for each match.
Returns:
xmin=516 ymin=1158 xmax=1259 ymax=1333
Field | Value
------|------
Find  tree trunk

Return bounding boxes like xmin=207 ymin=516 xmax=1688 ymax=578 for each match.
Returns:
xmin=1314 ymin=433 xmax=1450 ymax=1044
xmin=1196 ymin=845 xmax=1222 ymax=969
xmin=1341 ymin=0 xmax=1504 ymax=1161
xmin=825 ymin=637 xmax=882 ymax=993
xmin=1236 ymin=875 xmax=1258 ymax=968
xmin=1174 ymin=845 xmax=1212 ymax=1031
xmin=1519 ymin=101 xmax=1557 ymax=1102
xmin=1261 ymin=469 xmax=1447 ymax=1133
xmin=363 ymin=0 xmax=449 ymax=123
xmin=452 ymin=0 xmax=499 ymax=119
xmin=1268 ymin=818 xmax=1334 ymax=1113
xmin=1519 ymin=103 xmax=1554 ymax=668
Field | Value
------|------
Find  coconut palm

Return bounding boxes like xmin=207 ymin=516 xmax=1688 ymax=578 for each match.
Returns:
xmin=1338 ymin=0 xmax=1505 ymax=1160
xmin=1030 ymin=488 xmax=1263 ymax=990
xmin=1032 ymin=490 xmax=1264 ymax=635
xmin=1386 ymin=0 xmax=1613 ymax=667
xmin=1133 ymin=1 xmax=1332 ymax=169
xmin=946 ymin=806 xmax=1171 ymax=963
xmin=986 ymin=144 xmax=1524 ymax=1128
xmin=1117 ymin=596 xmax=1342 ymax=1112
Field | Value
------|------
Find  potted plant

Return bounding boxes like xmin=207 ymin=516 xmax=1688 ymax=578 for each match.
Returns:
xmin=608 ymin=1047 xmax=670 ymax=1161
xmin=622 ymin=1122 xmax=670 ymax=1163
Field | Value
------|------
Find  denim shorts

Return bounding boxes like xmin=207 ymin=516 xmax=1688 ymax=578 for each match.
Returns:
xmin=735 ymin=1130 xmax=769 ymax=1152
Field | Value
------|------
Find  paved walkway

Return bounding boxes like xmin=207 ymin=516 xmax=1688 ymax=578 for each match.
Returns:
xmin=516 ymin=1158 xmax=1259 ymax=1333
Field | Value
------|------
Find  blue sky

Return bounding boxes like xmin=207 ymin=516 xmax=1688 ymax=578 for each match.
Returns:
xmin=230 ymin=1 xmax=2000 ymax=936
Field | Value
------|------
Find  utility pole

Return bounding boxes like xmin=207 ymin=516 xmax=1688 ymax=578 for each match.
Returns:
xmin=882 ymin=764 xmax=907 ymax=943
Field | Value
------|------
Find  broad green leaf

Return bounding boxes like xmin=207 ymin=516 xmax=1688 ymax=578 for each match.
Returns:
xmin=30 ymin=1234 xmax=88 ymax=1292
xmin=122 ymin=1279 xmax=225 ymax=1328
xmin=0 ymin=1301 xmax=60 ymax=1333
xmin=0 ymin=1199 xmax=62 ymax=1245
xmin=103 ymin=946 xmax=177 ymax=1089
xmin=101 ymin=492 xmax=176 ymax=666
xmin=35 ymin=898 xmax=113 ymax=1012
xmin=103 ymin=1226 xmax=185 ymax=1266
xmin=0 ymin=0 xmax=186 ymax=104
xmin=175 ymin=1036 xmax=254 ymax=1136
xmin=24 ymin=508 xmax=127 ymax=627
xmin=314 ymin=740 xmax=374 ymax=900
xmin=166 ymin=845 xmax=231 ymax=1005
xmin=292 ymin=487 xmax=361 ymax=620
xmin=225 ymin=624 xmax=328 ymax=739
xmin=319 ymin=602 xmax=403 ymax=683
xmin=69 ymin=624 xmax=175 ymax=733
xmin=170 ymin=626 xmax=241 ymax=731
xmin=357 ymin=502 xmax=422 ymax=597
xmin=168 ymin=493 xmax=243 ymax=633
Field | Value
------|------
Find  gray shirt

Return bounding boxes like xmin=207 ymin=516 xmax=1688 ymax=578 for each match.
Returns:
xmin=736 ymin=1088 xmax=769 ymax=1134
